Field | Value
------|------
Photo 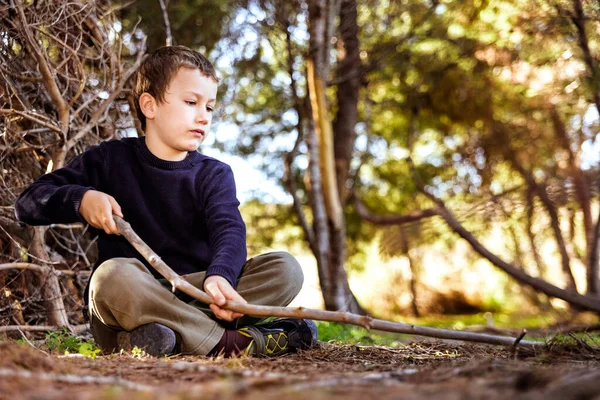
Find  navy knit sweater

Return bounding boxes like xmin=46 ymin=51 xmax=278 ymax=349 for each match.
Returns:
xmin=15 ymin=137 xmax=247 ymax=298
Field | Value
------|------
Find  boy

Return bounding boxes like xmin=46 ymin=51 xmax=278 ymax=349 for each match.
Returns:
xmin=15 ymin=45 xmax=317 ymax=357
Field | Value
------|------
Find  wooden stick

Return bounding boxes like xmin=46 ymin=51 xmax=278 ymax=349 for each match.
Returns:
xmin=113 ymin=216 xmax=545 ymax=349
xmin=0 ymin=324 xmax=89 ymax=334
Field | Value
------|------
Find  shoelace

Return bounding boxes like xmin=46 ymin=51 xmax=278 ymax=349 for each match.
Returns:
xmin=238 ymin=326 xmax=289 ymax=356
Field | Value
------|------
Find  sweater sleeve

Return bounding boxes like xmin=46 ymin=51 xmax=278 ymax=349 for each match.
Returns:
xmin=15 ymin=144 xmax=106 ymax=226
xmin=202 ymin=163 xmax=247 ymax=289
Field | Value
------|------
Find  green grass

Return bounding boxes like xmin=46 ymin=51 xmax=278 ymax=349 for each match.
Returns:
xmin=316 ymin=321 xmax=408 ymax=346
xmin=316 ymin=311 xmax=600 ymax=346
xmin=44 ymin=328 xmax=101 ymax=359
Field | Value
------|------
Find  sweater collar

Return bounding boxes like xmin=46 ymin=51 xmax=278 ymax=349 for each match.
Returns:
xmin=136 ymin=137 xmax=199 ymax=170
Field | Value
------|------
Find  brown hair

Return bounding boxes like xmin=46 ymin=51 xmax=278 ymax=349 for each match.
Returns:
xmin=133 ymin=45 xmax=219 ymax=130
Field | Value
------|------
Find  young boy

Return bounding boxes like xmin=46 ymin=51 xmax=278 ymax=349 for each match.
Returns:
xmin=15 ymin=45 xmax=317 ymax=357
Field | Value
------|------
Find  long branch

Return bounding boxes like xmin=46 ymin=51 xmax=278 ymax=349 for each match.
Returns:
xmin=416 ymin=189 xmax=600 ymax=312
xmin=0 ymin=262 xmax=89 ymax=277
xmin=0 ymin=109 xmax=63 ymax=134
xmin=0 ymin=324 xmax=89 ymax=334
xmin=113 ymin=216 xmax=543 ymax=348
xmin=354 ymin=195 xmax=441 ymax=225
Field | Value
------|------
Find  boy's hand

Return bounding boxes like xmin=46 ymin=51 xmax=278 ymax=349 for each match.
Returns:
xmin=204 ymin=275 xmax=246 ymax=321
xmin=79 ymin=190 xmax=123 ymax=235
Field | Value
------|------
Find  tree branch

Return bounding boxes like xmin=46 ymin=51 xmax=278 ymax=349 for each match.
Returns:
xmin=113 ymin=215 xmax=544 ymax=348
xmin=65 ymin=36 xmax=147 ymax=150
xmin=0 ymin=262 xmax=89 ymax=277
xmin=353 ymin=195 xmax=440 ymax=225
xmin=14 ymin=0 xmax=69 ymax=133
xmin=411 ymin=180 xmax=600 ymax=312
xmin=0 ymin=109 xmax=63 ymax=134
xmin=157 ymin=0 xmax=173 ymax=46
xmin=0 ymin=324 xmax=89 ymax=334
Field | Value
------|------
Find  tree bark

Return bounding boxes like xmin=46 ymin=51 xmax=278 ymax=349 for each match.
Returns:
xmin=332 ymin=0 xmax=360 ymax=204
xmin=306 ymin=113 xmax=334 ymax=305
xmin=282 ymin=11 xmax=316 ymax=256
xmin=28 ymin=227 xmax=70 ymax=328
xmin=307 ymin=0 xmax=363 ymax=312
xmin=400 ymin=230 xmax=420 ymax=317
xmin=570 ymin=0 xmax=600 ymax=295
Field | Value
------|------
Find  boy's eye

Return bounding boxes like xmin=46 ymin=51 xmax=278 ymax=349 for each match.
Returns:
xmin=185 ymin=100 xmax=197 ymax=106
xmin=207 ymin=107 xmax=214 ymax=113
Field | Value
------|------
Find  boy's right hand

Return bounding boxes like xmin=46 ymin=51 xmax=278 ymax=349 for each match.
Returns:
xmin=79 ymin=190 xmax=123 ymax=235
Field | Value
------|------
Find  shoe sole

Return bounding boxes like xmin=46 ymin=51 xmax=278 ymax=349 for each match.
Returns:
xmin=120 ymin=323 xmax=176 ymax=357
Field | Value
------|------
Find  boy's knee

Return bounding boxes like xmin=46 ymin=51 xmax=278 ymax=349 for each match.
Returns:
xmin=89 ymin=258 xmax=146 ymax=302
xmin=272 ymin=251 xmax=304 ymax=293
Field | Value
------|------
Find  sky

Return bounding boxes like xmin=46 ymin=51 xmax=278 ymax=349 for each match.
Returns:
xmin=200 ymin=123 xmax=291 ymax=204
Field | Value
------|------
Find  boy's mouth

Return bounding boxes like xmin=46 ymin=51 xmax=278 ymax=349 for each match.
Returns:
xmin=191 ymin=129 xmax=205 ymax=138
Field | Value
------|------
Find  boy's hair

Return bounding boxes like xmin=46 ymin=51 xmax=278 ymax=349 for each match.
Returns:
xmin=133 ymin=45 xmax=219 ymax=131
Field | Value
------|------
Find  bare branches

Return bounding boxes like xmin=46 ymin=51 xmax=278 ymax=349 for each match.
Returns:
xmin=0 ymin=1 xmax=145 ymax=329
xmin=0 ymin=109 xmax=62 ymax=134
xmin=13 ymin=0 xmax=70 ymax=134
xmin=65 ymin=37 xmax=147 ymax=150
xmin=2 ymin=1 xmax=147 ymax=168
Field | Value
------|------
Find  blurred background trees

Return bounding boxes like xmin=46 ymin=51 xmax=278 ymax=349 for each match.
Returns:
xmin=3 ymin=0 xmax=600 ymax=330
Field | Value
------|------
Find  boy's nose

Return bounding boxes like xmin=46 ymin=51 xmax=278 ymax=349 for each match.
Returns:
xmin=195 ymin=109 xmax=209 ymax=123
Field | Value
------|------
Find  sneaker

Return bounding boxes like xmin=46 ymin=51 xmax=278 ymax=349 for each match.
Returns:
xmin=118 ymin=323 xmax=176 ymax=357
xmin=237 ymin=318 xmax=318 ymax=357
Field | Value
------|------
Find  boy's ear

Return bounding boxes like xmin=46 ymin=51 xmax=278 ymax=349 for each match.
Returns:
xmin=139 ymin=93 xmax=156 ymax=120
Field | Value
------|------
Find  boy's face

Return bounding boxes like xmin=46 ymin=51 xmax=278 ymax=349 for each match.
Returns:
xmin=141 ymin=67 xmax=218 ymax=161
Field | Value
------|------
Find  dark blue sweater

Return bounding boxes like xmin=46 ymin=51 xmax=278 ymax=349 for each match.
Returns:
xmin=15 ymin=137 xmax=247 ymax=297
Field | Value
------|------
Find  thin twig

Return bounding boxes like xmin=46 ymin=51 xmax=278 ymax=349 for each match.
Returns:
xmin=16 ymin=328 xmax=50 ymax=356
xmin=0 ymin=262 xmax=89 ymax=277
xmin=0 ymin=324 xmax=89 ymax=334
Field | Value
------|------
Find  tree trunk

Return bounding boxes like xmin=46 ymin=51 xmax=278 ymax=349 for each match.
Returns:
xmin=29 ymin=227 xmax=70 ymax=327
xmin=400 ymin=229 xmax=420 ymax=317
xmin=333 ymin=0 xmax=360 ymax=204
xmin=306 ymin=115 xmax=334 ymax=306
xmin=570 ymin=0 xmax=600 ymax=295
xmin=307 ymin=0 xmax=363 ymax=312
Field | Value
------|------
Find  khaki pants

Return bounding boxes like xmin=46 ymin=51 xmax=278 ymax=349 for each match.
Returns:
xmin=88 ymin=251 xmax=303 ymax=355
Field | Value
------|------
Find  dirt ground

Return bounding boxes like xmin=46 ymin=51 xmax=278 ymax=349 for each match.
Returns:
xmin=2 ymin=337 xmax=600 ymax=400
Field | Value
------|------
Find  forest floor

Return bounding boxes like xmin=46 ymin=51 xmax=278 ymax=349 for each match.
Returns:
xmin=2 ymin=331 xmax=600 ymax=400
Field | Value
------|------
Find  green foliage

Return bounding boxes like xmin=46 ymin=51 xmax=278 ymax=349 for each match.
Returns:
xmin=45 ymin=329 xmax=101 ymax=359
xmin=117 ymin=0 xmax=237 ymax=52
xmin=241 ymin=200 xmax=311 ymax=255
xmin=317 ymin=321 xmax=407 ymax=346
xmin=130 ymin=346 xmax=144 ymax=358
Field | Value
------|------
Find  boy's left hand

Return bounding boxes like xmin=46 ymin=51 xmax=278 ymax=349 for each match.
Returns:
xmin=204 ymin=275 xmax=247 ymax=321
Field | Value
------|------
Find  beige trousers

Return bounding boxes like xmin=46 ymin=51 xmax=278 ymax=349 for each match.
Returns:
xmin=88 ymin=251 xmax=303 ymax=355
